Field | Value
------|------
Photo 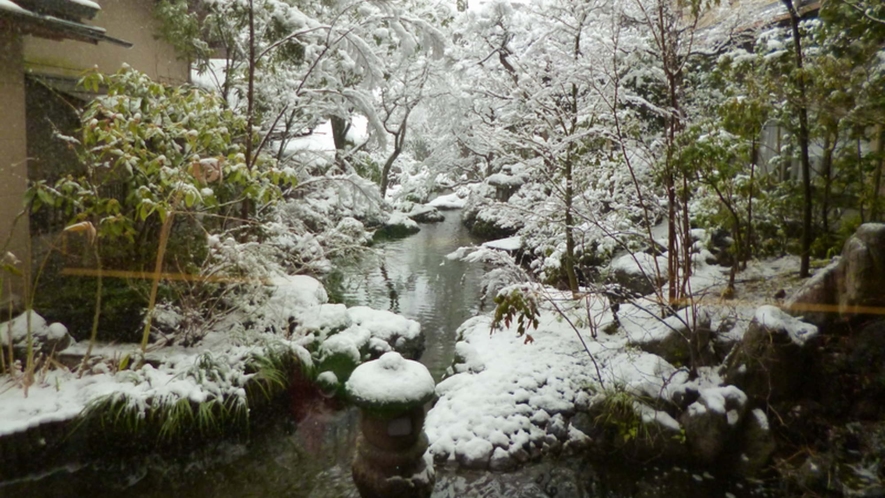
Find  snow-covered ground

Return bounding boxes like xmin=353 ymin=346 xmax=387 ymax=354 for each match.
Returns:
xmin=0 ymin=274 xmax=424 ymax=439
xmin=426 ymin=244 xmax=809 ymax=470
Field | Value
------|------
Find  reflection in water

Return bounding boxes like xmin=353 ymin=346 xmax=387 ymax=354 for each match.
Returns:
xmin=378 ymin=262 xmax=400 ymax=313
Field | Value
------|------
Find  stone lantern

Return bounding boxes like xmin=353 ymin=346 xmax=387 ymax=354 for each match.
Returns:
xmin=345 ymin=352 xmax=436 ymax=498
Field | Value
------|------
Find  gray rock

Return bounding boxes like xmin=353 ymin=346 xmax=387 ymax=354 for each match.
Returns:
xmin=0 ymin=311 xmax=72 ymax=358
xmin=724 ymin=306 xmax=818 ymax=404
xmin=784 ymin=259 xmax=840 ymax=327
xmin=546 ymin=413 xmax=570 ymax=440
xmin=569 ymin=411 xmax=595 ymax=437
xmin=680 ymin=385 xmax=748 ymax=464
xmin=839 ymin=223 xmax=885 ymax=317
xmin=608 ymin=253 xmax=667 ymax=297
xmin=489 ymin=447 xmax=517 ymax=472
xmin=541 ymin=434 xmax=562 ymax=455
xmin=563 ymin=425 xmax=592 ymax=454
xmin=627 ymin=307 xmax=714 ymax=367
xmin=733 ymin=408 xmax=776 ymax=476
xmin=786 ymin=223 xmax=885 ymax=326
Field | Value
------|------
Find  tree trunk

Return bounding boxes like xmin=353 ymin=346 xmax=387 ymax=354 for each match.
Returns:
xmin=379 ymin=147 xmax=401 ymax=198
xmin=331 ymin=115 xmax=351 ymax=158
xmin=564 ymin=157 xmax=579 ymax=293
xmin=872 ymin=125 xmax=883 ymax=221
xmin=747 ymin=138 xmax=757 ymax=261
xmin=782 ymin=0 xmax=813 ymax=278
xmin=820 ymin=131 xmax=835 ymax=239
xmin=380 ymin=116 xmax=408 ymax=197
xmin=240 ymin=0 xmax=257 ymax=222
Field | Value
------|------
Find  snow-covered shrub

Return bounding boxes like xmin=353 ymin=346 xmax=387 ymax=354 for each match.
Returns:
xmin=29 ymin=66 xmax=295 ymax=270
xmin=447 ymin=246 xmax=527 ymax=307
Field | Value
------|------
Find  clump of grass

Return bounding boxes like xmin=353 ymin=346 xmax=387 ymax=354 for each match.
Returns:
xmin=74 ymin=343 xmax=307 ymax=448
xmin=593 ymin=389 xmax=651 ymax=445
xmin=244 ymin=342 xmax=313 ymax=403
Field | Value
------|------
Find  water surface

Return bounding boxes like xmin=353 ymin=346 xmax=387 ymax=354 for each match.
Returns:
xmin=333 ymin=209 xmax=486 ymax=379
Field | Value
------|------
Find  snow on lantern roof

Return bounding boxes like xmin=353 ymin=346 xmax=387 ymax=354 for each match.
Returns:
xmin=0 ymin=0 xmax=131 ymax=47
xmin=346 ymin=352 xmax=435 ymax=412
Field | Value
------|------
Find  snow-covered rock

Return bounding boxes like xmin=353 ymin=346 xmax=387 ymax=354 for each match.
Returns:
xmin=680 ymin=385 xmax=748 ymax=463
xmin=297 ymin=303 xmax=352 ymax=338
xmin=374 ymin=211 xmax=421 ymax=239
xmin=481 ymin=236 xmax=521 ymax=253
xmin=0 ymin=311 xmax=72 ymax=357
xmin=608 ymin=252 xmax=667 ymax=297
xmin=724 ymin=306 xmax=818 ymax=404
xmin=300 ymin=306 xmax=424 ymax=384
xmin=786 ymin=223 xmax=885 ymax=326
xmin=408 ymin=204 xmax=445 ymax=223
xmin=427 ymin=193 xmax=466 ymax=210
xmin=625 ymin=307 xmax=714 ymax=367
xmin=260 ymin=275 xmax=329 ymax=330
xmin=347 ymin=306 xmax=424 ymax=360
xmin=455 ymin=438 xmax=494 ymax=469
xmin=451 ymin=341 xmax=485 ymax=374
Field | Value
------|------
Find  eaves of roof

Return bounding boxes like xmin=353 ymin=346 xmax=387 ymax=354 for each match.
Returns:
xmin=0 ymin=0 xmax=132 ymax=47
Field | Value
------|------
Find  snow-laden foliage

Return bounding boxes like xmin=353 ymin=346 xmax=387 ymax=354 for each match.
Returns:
xmin=28 ymin=67 xmax=294 ymax=270
xmin=156 ymin=0 xmax=450 ymax=192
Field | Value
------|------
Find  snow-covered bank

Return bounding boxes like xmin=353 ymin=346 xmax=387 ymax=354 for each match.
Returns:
xmin=0 ymin=273 xmax=426 ymax=480
xmin=426 ymin=239 xmax=819 ymax=472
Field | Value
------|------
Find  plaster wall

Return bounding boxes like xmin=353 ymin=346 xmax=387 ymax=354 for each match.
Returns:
xmin=0 ymin=28 xmax=31 ymax=307
xmin=23 ymin=0 xmax=189 ymax=84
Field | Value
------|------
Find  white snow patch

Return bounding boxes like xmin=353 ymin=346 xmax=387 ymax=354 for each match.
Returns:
xmin=385 ymin=211 xmax=419 ymax=230
xmin=346 ymin=352 xmax=435 ymax=406
xmin=347 ymin=306 xmax=421 ymax=344
xmin=0 ymin=0 xmax=28 ymax=14
xmin=482 ymin=236 xmax=521 ymax=252
xmin=428 ymin=193 xmax=466 ymax=209
xmin=755 ymin=305 xmax=818 ymax=345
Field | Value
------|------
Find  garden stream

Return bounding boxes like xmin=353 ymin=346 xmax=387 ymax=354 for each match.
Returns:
xmin=7 ymin=210 xmax=771 ymax=497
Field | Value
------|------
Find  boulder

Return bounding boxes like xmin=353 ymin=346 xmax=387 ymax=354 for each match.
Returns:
xmin=724 ymin=306 xmax=818 ymax=404
xmin=784 ymin=259 xmax=840 ymax=327
xmin=680 ymin=386 xmax=748 ymax=464
xmin=608 ymin=253 xmax=667 ymax=298
xmin=374 ymin=212 xmax=421 ymax=240
xmin=0 ymin=311 xmax=72 ymax=358
xmin=786 ymin=223 xmax=885 ymax=326
xmin=408 ymin=205 xmax=445 ymax=223
xmin=732 ymin=408 xmax=776 ymax=476
xmin=839 ymin=223 xmax=885 ymax=317
xmin=626 ymin=307 xmax=714 ymax=367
